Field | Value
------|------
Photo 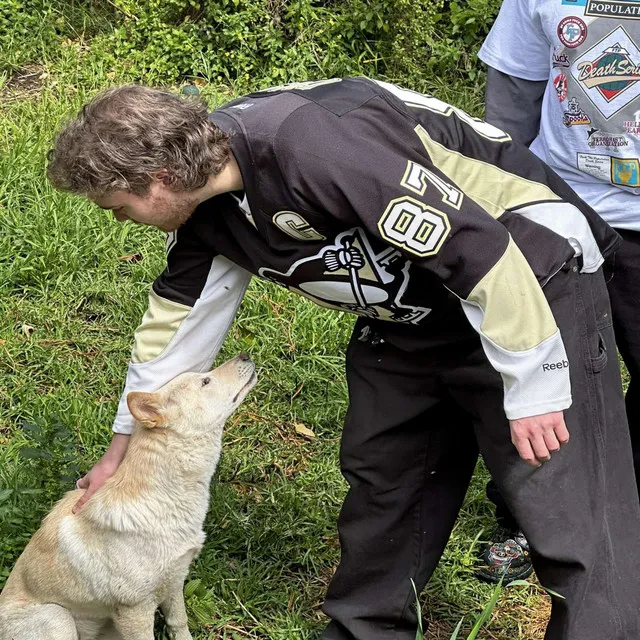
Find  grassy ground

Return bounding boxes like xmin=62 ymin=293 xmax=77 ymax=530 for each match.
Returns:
xmin=0 ymin=55 xmax=561 ymax=639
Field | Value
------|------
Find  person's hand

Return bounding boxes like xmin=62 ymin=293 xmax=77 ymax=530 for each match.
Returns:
xmin=73 ymin=433 xmax=130 ymax=513
xmin=509 ymin=411 xmax=570 ymax=468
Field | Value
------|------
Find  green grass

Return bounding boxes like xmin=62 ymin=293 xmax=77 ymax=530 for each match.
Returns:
xmin=0 ymin=53 xmax=557 ymax=640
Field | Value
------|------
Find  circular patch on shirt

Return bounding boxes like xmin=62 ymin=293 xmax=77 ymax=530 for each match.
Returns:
xmin=558 ymin=16 xmax=587 ymax=49
xmin=554 ymin=73 xmax=568 ymax=102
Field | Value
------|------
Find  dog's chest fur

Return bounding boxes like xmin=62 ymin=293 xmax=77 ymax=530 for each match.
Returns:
xmin=54 ymin=514 xmax=205 ymax=608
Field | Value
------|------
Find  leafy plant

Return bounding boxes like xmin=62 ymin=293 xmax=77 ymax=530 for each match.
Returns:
xmin=1 ymin=0 xmax=502 ymax=97
xmin=17 ymin=416 xmax=84 ymax=490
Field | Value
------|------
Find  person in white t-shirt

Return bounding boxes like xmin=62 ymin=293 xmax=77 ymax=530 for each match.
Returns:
xmin=478 ymin=0 xmax=640 ymax=585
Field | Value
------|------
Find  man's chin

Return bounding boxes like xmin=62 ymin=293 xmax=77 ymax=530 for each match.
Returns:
xmin=158 ymin=209 xmax=196 ymax=233
xmin=159 ymin=218 xmax=189 ymax=233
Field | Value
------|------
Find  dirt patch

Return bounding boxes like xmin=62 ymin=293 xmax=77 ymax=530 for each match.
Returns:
xmin=425 ymin=593 xmax=550 ymax=639
xmin=2 ymin=64 xmax=48 ymax=104
xmin=7 ymin=64 xmax=46 ymax=91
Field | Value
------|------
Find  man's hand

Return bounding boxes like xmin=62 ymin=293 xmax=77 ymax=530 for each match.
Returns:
xmin=509 ymin=411 xmax=570 ymax=468
xmin=73 ymin=433 xmax=130 ymax=513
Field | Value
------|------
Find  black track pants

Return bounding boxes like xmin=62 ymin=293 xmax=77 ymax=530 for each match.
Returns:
xmin=490 ymin=230 xmax=640 ymax=529
xmin=322 ymin=264 xmax=640 ymax=640
xmin=608 ymin=229 xmax=640 ymax=492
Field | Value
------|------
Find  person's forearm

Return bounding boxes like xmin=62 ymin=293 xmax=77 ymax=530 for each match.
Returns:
xmin=485 ymin=67 xmax=547 ymax=147
xmin=103 ymin=432 xmax=130 ymax=466
xmin=113 ymin=256 xmax=251 ymax=435
xmin=73 ymin=432 xmax=130 ymax=512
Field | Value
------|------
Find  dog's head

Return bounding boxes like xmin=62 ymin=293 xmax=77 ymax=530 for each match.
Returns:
xmin=126 ymin=354 xmax=257 ymax=436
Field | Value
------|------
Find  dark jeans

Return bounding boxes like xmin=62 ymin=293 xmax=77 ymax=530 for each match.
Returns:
xmin=322 ymin=263 xmax=640 ymax=640
xmin=489 ymin=229 xmax=640 ymax=530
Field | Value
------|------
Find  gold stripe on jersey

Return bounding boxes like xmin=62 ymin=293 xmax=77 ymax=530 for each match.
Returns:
xmin=131 ymin=290 xmax=192 ymax=364
xmin=467 ymin=237 xmax=557 ymax=351
xmin=415 ymin=125 xmax=563 ymax=219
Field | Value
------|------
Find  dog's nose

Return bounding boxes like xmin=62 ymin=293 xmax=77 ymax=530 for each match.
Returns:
xmin=238 ymin=353 xmax=250 ymax=361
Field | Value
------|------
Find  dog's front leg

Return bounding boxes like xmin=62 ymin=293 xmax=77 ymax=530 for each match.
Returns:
xmin=112 ymin=603 xmax=155 ymax=640
xmin=160 ymin=550 xmax=198 ymax=640
xmin=160 ymin=578 xmax=193 ymax=640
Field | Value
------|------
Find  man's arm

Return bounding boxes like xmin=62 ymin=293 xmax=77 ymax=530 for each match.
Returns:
xmin=74 ymin=433 xmax=130 ymax=513
xmin=113 ymin=253 xmax=251 ymax=435
xmin=478 ymin=0 xmax=550 ymax=146
xmin=477 ymin=2 xmax=575 ymax=464
xmin=484 ymin=67 xmax=547 ymax=147
xmin=275 ymin=102 xmax=571 ymax=465
xmin=74 ymin=227 xmax=251 ymax=510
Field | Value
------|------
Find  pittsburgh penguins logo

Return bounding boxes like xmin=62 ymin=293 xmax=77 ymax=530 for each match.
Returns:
xmin=259 ymin=228 xmax=432 ymax=324
xmin=272 ymin=211 xmax=326 ymax=241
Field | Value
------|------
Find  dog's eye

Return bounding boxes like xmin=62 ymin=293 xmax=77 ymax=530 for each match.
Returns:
xmin=202 ymin=377 xmax=211 ymax=387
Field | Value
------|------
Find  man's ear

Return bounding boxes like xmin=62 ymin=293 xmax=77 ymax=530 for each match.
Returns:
xmin=127 ymin=392 xmax=167 ymax=428
xmin=153 ymin=168 xmax=172 ymax=186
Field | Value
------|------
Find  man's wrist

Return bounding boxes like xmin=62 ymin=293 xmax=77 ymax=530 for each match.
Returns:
xmin=103 ymin=433 xmax=130 ymax=465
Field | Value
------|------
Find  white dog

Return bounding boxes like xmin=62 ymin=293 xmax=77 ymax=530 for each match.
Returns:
xmin=0 ymin=354 xmax=257 ymax=640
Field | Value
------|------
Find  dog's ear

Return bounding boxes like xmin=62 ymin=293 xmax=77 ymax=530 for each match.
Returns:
xmin=127 ymin=392 xmax=167 ymax=428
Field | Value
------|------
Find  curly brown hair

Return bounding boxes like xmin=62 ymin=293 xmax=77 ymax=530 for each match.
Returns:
xmin=47 ymin=85 xmax=231 ymax=197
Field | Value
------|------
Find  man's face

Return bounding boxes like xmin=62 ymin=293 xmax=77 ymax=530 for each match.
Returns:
xmin=92 ymin=180 xmax=200 ymax=232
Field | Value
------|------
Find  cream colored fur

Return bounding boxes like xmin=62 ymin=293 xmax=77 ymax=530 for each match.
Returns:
xmin=0 ymin=355 xmax=257 ymax=640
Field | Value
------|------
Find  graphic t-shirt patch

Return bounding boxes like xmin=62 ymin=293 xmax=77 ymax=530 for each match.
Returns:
xmin=558 ymin=15 xmax=589 ymax=47
xmin=585 ymin=0 xmax=640 ymax=20
xmin=563 ymin=97 xmax=592 ymax=125
xmin=571 ymin=25 xmax=640 ymax=118
xmin=554 ymin=72 xmax=569 ymax=100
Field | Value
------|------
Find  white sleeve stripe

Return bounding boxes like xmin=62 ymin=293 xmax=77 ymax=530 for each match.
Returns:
xmin=112 ymin=256 xmax=252 ymax=434
xmin=461 ymin=299 xmax=572 ymax=420
xmin=512 ymin=202 xmax=604 ymax=274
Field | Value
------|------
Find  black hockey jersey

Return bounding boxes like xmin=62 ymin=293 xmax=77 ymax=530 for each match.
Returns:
xmin=112 ymin=78 xmax=619 ymax=433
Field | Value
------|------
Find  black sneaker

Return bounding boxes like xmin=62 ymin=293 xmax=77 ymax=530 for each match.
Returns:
xmin=475 ymin=526 xmax=533 ymax=585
